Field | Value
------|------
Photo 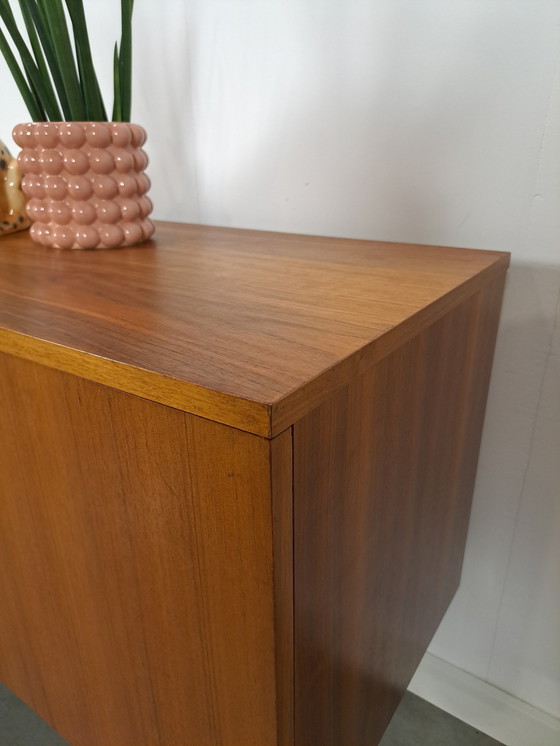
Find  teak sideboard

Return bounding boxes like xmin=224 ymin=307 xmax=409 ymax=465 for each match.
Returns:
xmin=0 ymin=222 xmax=509 ymax=746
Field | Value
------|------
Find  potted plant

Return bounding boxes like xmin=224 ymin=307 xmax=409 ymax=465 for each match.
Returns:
xmin=0 ymin=0 xmax=154 ymax=249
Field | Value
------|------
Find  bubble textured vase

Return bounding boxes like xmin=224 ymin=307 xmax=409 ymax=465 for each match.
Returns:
xmin=12 ymin=122 xmax=154 ymax=249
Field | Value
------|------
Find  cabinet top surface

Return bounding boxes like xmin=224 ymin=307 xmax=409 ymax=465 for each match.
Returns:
xmin=0 ymin=221 xmax=508 ymax=436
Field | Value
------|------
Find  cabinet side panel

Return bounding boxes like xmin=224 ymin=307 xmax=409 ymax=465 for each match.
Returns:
xmin=0 ymin=354 xmax=278 ymax=746
xmin=293 ymin=275 xmax=506 ymax=746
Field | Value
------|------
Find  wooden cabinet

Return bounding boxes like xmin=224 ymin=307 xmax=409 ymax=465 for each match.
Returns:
xmin=0 ymin=223 xmax=508 ymax=746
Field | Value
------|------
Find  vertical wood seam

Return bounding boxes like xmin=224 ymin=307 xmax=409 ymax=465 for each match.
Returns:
xmin=271 ymin=426 xmax=295 ymax=746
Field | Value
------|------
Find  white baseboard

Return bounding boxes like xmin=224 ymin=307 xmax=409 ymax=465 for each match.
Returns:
xmin=408 ymin=653 xmax=560 ymax=746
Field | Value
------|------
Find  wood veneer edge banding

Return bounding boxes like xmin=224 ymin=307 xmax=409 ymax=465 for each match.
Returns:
xmin=0 ymin=328 xmax=272 ymax=438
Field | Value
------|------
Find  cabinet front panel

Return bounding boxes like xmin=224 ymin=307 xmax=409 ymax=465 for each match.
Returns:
xmin=0 ymin=354 xmax=278 ymax=746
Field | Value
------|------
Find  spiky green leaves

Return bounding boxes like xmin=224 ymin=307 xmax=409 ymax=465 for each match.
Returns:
xmin=0 ymin=0 xmax=134 ymax=122
xmin=65 ymin=0 xmax=107 ymax=120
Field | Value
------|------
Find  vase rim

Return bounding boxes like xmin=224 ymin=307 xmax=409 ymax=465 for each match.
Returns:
xmin=14 ymin=121 xmax=144 ymax=127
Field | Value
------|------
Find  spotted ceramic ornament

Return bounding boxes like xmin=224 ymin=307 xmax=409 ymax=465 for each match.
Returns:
xmin=0 ymin=138 xmax=30 ymax=236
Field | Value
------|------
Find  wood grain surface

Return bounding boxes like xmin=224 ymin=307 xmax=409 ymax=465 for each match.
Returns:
xmin=0 ymin=352 xmax=281 ymax=746
xmin=293 ymin=275 xmax=506 ymax=746
xmin=0 ymin=223 xmax=508 ymax=745
xmin=0 ymin=223 xmax=509 ymax=436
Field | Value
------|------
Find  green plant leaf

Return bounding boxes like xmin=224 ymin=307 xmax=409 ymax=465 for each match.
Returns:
xmin=119 ymin=0 xmax=133 ymax=122
xmin=18 ymin=1 xmax=48 ymax=83
xmin=64 ymin=0 xmax=106 ymax=121
xmin=112 ymin=41 xmax=122 ymax=122
xmin=0 ymin=24 xmax=44 ymax=120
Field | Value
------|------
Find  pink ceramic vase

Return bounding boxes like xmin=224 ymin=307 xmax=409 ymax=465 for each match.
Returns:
xmin=12 ymin=122 xmax=154 ymax=249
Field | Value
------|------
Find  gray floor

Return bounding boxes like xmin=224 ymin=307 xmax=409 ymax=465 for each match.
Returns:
xmin=0 ymin=684 xmax=68 ymax=746
xmin=0 ymin=683 xmax=504 ymax=745
xmin=380 ymin=692 xmax=504 ymax=745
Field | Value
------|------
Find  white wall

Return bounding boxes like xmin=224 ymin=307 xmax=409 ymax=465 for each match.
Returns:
xmin=1 ymin=0 xmax=559 ymax=722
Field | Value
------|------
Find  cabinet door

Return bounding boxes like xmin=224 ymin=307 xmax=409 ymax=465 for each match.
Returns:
xmin=0 ymin=353 xmax=279 ymax=746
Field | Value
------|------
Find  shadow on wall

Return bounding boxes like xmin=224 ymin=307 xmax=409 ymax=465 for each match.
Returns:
xmin=171 ymin=1 xmax=537 ymax=252
xmin=440 ymin=261 xmax=560 ymax=713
